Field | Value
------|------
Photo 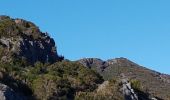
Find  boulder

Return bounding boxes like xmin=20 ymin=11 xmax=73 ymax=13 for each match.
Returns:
xmin=0 ymin=83 xmax=25 ymax=100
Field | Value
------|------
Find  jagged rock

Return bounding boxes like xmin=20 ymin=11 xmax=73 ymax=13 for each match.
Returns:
xmin=0 ymin=83 xmax=25 ymax=100
xmin=78 ymin=57 xmax=139 ymax=71
xmin=0 ymin=16 xmax=63 ymax=64
xmin=78 ymin=58 xmax=109 ymax=72
xmin=121 ymin=76 xmax=138 ymax=100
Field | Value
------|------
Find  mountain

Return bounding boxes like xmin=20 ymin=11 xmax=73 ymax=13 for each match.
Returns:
xmin=0 ymin=16 xmax=103 ymax=100
xmin=0 ymin=16 xmax=170 ymax=100
xmin=78 ymin=58 xmax=170 ymax=100
xmin=0 ymin=15 xmax=63 ymax=64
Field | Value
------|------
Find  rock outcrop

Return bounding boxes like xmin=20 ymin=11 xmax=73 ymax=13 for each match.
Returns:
xmin=121 ymin=74 xmax=138 ymax=100
xmin=78 ymin=57 xmax=138 ymax=71
xmin=0 ymin=83 xmax=25 ymax=100
xmin=77 ymin=58 xmax=170 ymax=100
xmin=78 ymin=58 xmax=108 ymax=71
xmin=0 ymin=16 xmax=63 ymax=64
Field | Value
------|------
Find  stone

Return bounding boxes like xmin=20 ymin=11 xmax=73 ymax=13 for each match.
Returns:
xmin=121 ymin=77 xmax=138 ymax=100
xmin=0 ymin=16 xmax=64 ymax=64
xmin=0 ymin=83 xmax=25 ymax=100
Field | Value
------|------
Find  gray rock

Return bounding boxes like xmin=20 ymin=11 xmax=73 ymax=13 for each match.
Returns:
xmin=0 ymin=16 xmax=64 ymax=64
xmin=78 ymin=58 xmax=109 ymax=71
xmin=121 ymin=77 xmax=138 ymax=100
xmin=0 ymin=83 xmax=25 ymax=100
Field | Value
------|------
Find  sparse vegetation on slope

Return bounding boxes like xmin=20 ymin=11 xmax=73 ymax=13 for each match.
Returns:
xmin=0 ymin=16 xmax=170 ymax=100
xmin=0 ymin=60 xmax=104 ymax=100
xmin=78 ymin=58 xmax=170 ymax=100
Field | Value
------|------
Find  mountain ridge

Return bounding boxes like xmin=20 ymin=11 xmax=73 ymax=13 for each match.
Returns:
xmin=0 ymin=15 xmax=64 ymax=64
xmin=0 ymin=16 xmax=170 ymax=100
xmin=77 ymin=57 xmax=170 ymax=99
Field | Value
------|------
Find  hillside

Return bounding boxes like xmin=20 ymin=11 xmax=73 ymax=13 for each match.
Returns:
xmin=78 ymin=58 xmax=170 ymax=99
xmin=0 ymin=16 xmax=170 ymax=100
xmin=0 ymin=15 xmax=63 ymax=64
xmin=0 ymin=16 xmax=104 ymax=100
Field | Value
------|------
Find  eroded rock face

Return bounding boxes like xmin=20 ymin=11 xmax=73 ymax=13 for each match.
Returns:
xmin=16 ymin=34 xmax=59 ymax=64
xmin=0 ymin=83 xmax=25 ymax=100
xmin=0 ymin=16 xmax=63 ymax=64
xmin=78 ymin=58 xmax=108 ymax=69
xmin=78 ymin=57 xmax=138 ymax=71
xmin=121 ymin=78 xmax=138 ymax=100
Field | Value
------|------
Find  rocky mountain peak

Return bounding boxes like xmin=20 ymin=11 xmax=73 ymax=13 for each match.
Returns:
xmin=107 ymin=57 xmax=139 ymax=67
xmin=78 ymin=57 xmax=170 ymax=99
xmin=78 ymin=57 xmax=138 ymax=70
xmin=78 ymin=58 xmax=106 ymax=68
xmin=0 ymin=16 xmax=10 ymax=20
xmin=0 ymin=16 xmax=63 ymax=64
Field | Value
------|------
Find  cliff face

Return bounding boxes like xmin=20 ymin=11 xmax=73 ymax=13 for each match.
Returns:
xmin=0 ymin=83 xmax=26 ymax=100
xmin=0 ymin=16 xmax=63 ymax=64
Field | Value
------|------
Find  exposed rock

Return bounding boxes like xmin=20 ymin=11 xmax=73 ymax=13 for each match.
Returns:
xmin=77 ymin=58 xmax=170 ymax=100
xmin=107 ymin=58 xmax=139 ymax=67
xmin=121 ymin=75 xmax=138 ymax=100
xmin=0 ymin=16 xmax=64 ymax=64
xmin=78 ymin=57 xmax=139 ymax=71
xmin=0 ymin=83 xmax=25 ymax=100
xmin=97 ymin=81 xmax=109 ymax=93
xmin=78 ymin=58 xmax=108 ymax=71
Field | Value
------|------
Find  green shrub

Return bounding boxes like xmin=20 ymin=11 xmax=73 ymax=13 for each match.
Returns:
xmin=130 ymin=79 xmax=141 ymax=91
xmin=48 ymin=61 xmax=104 ymax=92
xmin=0 ymin=59 xmax=104 ymax=99
xmin=0 ymin=18 xmax=19 ymax=37
xmin=31 ymin=74 xmax=74 ymax=100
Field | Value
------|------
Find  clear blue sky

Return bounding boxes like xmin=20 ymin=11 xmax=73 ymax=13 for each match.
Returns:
xmin=0 ymin=0 xmax=170 ymax=74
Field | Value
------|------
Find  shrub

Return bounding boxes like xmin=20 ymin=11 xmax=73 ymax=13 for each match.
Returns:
xmin=130 ymin=79 xmax=141 ymax=91
xmin=0 ymin=18 xmax=19 ymax=37
xmin=48 ymin=61 xmax=104 ymax=92
xmin=31 ymin=74 xmax=74 ymax=100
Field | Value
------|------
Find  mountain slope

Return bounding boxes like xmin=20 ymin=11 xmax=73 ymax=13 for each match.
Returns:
xmin=0 ymin=15 xmax=63 ymax=64
xmin=78 ymin=58 xmax=170 ymax=99
xmin=0 ymin=16 xmax=170 ymax=100
xmin=0 ymin=16 xmax=104 ymax=100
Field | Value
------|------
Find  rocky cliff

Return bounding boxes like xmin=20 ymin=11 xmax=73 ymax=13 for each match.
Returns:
xmin=0 ymin=83 xmax=26 ymax=100
xmin=0 ymin=15 xmax=63 ymax=64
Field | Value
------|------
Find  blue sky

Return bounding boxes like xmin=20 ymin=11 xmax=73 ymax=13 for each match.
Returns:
xmin=0 ymin=0 xmax=170 ymax=74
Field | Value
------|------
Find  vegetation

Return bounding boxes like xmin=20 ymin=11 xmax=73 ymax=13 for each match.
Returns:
xmin=0 ymin=17 xmax=19 ymax=37
xmin=0 ymin=16 xmax=169 ymax=100
xmin=75 ymin=78 xmax=123 ymax=100
xmin=0 ymin=60 xmax=104 ymax=100
xmin=0 ymin=16 xmax=40 ymax=39
xmin=130 ymin=79 xmax=141 ymax=91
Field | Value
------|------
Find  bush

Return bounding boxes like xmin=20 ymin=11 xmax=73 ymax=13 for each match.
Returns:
xmin=0 ymin=18 xmax=19 ymax=37
xmin=31 ymin=74 xmax=73 ymax=100
xmin=0 ymin=58 xmax=104 ymax=99
xmin=130 ymin=79 xmax=141 ymax=91
xmin=48 ymin=61 xmax=104 ymax=92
